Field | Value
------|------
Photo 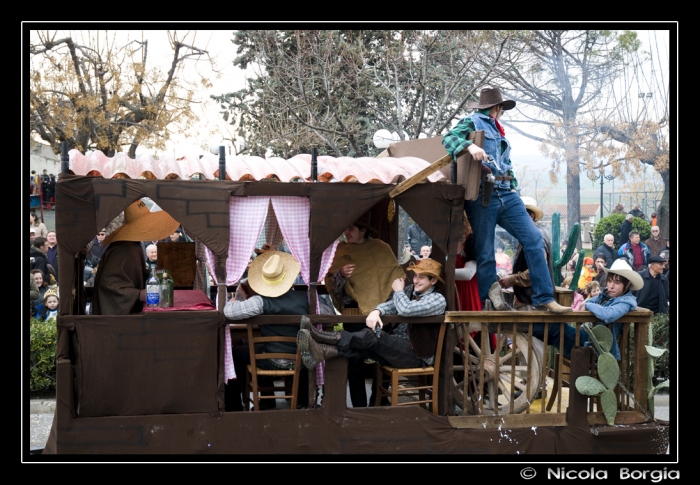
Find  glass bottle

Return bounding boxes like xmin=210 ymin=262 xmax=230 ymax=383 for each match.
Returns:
xmin=146 ymin=266 xmax=160 ymax=308
xmin=159 ymin=269 xmax=174 ymax=308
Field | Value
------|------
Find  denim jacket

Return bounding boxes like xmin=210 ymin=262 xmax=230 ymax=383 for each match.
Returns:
xmin=470 ymin=112 xmax=513 ymax=190
xmin=584 ymin=291 xmax=637 ymax=360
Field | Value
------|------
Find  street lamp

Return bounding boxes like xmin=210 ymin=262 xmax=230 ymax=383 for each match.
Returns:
xmin=372 ymin=129 xmax=394 ymax=149
xmin=588 ymin=165 xmax=615 ymax=219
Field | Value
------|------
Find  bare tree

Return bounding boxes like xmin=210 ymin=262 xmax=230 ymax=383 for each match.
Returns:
xmin=595 ymin=30 xmax=670 ymax=237
xmin=30 ymin=30 xmax=216 ymax=157
xmin=499 ymin=30 xmax=640 ymax=247
xmin=513 ymin=162 xmax=556 ymax=208
xmin=214 ymin=30 xmax=531 ymax=158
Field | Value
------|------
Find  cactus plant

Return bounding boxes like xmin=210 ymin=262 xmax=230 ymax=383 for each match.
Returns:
xmin=575 ymin=325 xmax=619 ymax=426
xmin=570 ymin=249 xmax=585 ymax=290
xmin=551 ymin=212 xmax=581 ymax=286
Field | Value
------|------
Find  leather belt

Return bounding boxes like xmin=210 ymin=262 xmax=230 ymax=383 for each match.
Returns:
xmin=482 ymin=174 xmax=512 ymax=182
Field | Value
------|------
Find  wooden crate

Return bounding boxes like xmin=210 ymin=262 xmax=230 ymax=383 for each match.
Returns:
xmin=157 ymin=242 xmax=196 ymax=288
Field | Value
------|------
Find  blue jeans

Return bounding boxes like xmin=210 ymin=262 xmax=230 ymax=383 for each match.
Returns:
xmin=465 ymin=188 xmax=554 ymax=307
xmin=532 ymin=323 xmax=588 ymax=360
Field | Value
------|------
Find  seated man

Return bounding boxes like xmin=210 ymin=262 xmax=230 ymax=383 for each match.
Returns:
xmin=223 ymin=251 xmax=309 ymax=411
xmin=298 ymin=258 xmax=446 ymax=371
xmin=93 ymin=199 xmax=180 ymax=315
xmin=585 ymin=259 xmax=643 ymax=361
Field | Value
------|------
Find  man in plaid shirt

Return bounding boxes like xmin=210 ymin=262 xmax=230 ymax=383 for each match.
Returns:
xmin=298 ymin=258 xmax=446 ymax=370
xmin=442 ymin=87 xmax=571 ymax=314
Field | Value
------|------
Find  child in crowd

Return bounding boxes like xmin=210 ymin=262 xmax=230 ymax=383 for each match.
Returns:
xmin=585 ymin=281 xmax=601 ymax=299
xmin=577 ymin=257 xmax=596 ymax=289
xmin=40 ymin=288 xmax=59 ymax=322
xmin=572 ymin=281 xmax=601 ymax=311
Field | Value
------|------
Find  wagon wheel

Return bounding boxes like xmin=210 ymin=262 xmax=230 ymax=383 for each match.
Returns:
xmin=452 ymin=323 xmax=543 ymax=415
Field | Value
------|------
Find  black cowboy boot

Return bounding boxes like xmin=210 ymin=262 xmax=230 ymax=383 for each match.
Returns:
xmin=297 ymin=329 xmax=339 ymax=370
xmin=300 ymin=315 xmax=341 ymax=345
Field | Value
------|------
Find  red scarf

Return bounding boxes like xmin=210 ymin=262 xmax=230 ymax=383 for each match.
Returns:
xmin=489 ymin=114 xmax=506 ymax=137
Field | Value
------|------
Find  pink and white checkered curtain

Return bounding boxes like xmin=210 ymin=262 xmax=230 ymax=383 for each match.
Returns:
xmin=271 ymin=197 xmax=311 ymax=284
xmin=270 ymin=197 xmax=340 ymax=385
xmin=209 ymin=195 xmax=340 ymax=383
xmin=210 ymin=196 xmax=270 ymax=381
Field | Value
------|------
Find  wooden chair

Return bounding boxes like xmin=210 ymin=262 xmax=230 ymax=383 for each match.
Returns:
xmin=243 ymin=324 xmax=301 ymax=411
xmin=374 ymin=321 xmax=447 ymax=415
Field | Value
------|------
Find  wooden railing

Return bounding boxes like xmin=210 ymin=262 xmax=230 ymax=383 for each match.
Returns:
xmin=444 ymin=309 xmax=654 ymax=429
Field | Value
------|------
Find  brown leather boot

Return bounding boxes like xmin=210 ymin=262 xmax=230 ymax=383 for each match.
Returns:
xmin=487 ymin=282 xmax=512 ymax=311
xmin=536 ymin=300 xmax=573 ymax=313
xmin=301 ymin=315 xmax=341 ymax=345
xmin=297 ymin=329 xmax=339 ymax=370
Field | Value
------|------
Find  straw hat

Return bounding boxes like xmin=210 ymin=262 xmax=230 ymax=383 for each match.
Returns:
xmin=102 ymin=199 xmax=180 ymax=246
xmin=406 ymin=258 xmax=445 ymax=284
xmin=248 ymin=250 xmax=301 ymax=298
xmin=520 ymin=196 xmax=544 ymax=222
xmin=601 ymin=259 xmax=644 ymax=291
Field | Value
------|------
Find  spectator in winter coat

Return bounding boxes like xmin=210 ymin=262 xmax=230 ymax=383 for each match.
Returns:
xmin=628 ymin=204 xmax=644 ymax=218
xmin=633 ymin=255 xmax=669 ymax=315
xmin=30 ymin=269 xmax=49 ymax=317
xmin=594 ymin=234 xmax=617 ymax=268
xmin=618 ymin=214 xmax=634 ymax=249
xmin=405 ymin=222 xmax=431 ymax=256
xmin=29 ymin=271 xmax=39 ymax=316
xmin=30 ymin=237 xmax=50 ymax=279
xmin=644 ymin=226 xmax=668 ymax=257
xmin=612 ymin=203 xmax=626 ymax=215
xmin=618 ymin=231 xmax=651 ymax=272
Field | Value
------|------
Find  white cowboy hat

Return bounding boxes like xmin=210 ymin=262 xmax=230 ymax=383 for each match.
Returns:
xmin=248 ymin=250 xmax=301 ymax=298
xmin=520 ymin=196 xmax=544 ymax=222
xmin=601 ymin=259 xmax=644 ymax=291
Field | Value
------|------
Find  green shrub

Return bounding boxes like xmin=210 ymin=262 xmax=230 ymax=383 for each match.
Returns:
xmin=30 ymin=316 xmax=57 ymax=391
xmin=651 ymin=313 xmax=670 ymax=389
xmin=593 ymin=214 xmax=651 ymax=250
xmin=624 ymin=313 xmax=670 ymax=393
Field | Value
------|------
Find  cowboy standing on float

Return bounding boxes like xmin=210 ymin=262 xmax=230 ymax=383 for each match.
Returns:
xmin=442 ymin=87 xmax=571 ymax=313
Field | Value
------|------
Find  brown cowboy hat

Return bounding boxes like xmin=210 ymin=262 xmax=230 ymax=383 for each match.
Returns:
xmin=467 ymin=87 xmax=516 ymax=111
xmin=407 ymin=258 xmax=445 ymax=284
xmin=247 ymin=250 xmax=300 ymax=298
xmin=353 ymin=211 xmax=379 ymax=238
xmin=102 ymin=199 xmax=180 ymax=246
